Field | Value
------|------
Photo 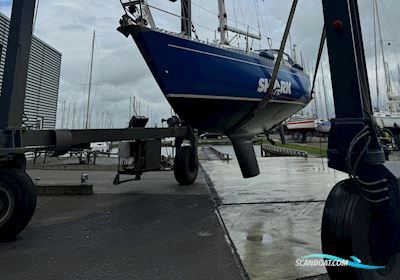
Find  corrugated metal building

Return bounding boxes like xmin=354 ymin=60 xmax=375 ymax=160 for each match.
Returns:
xmin=0 ymin=12 xmax=62 ymax=130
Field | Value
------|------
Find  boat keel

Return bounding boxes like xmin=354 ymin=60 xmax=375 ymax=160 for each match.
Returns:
xmin=230 ymin=135 xmax=260 ymax=178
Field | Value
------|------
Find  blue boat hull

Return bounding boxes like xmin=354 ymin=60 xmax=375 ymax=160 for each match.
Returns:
xmin=125 ymin=26 xmax=311 ymax=135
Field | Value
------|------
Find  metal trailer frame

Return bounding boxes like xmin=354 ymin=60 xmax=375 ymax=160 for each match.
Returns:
xmin=1 ymin=0 xmax=400 ymax=278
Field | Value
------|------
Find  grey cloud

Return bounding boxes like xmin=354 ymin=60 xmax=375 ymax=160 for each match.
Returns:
xmin=99 ymin=46 xmax=151 ymax=86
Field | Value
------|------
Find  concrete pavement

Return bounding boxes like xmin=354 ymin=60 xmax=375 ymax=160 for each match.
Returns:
xmin=0 ymin=170 xmax=245 ymax=280
xmin=200 ymin=154 xmax=347 ymax=280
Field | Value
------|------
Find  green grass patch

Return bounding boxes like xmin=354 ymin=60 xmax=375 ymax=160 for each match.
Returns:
xmin=273 ymin=142 xmax=327 ymax=157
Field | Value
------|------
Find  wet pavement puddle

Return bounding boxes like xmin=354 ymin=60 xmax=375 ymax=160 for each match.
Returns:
xmin=201 ymin=156 xmax=347 ymax=279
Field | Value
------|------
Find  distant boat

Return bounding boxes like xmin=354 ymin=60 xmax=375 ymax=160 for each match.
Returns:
xmin=90 ymin=142 xmax=111 ymax=153
xmin=316 ymin=119 xmax=331 ymax=134
xmin=374 ymin=110 xmax=400 ymax=129
xmin=371 ymin=0 xmax=400 ymax=130
xmin=118 ymin=0 xmax=311 ymax=177
xmin=285 ymin=115 xmax=317 ymax=133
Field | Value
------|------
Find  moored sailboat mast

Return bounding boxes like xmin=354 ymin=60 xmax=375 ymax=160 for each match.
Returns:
xmin=321 ymin=64 xmax=330 ymax=119
xmin=374 ymin=0 xmax=391 ymax=100
xmin=85 ymin=30 xmax=95 ymax=130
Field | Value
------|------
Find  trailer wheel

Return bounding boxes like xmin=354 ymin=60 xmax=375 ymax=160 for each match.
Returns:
xmin=322 ymin=179 xmax=400 ymax=279
xmin=174 ymin=146 xmax=198 ymax=185
xmin=0 ymin=169 xmax=36 ymax=241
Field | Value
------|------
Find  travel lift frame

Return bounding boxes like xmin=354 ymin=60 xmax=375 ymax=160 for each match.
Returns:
xmin=0 ymin=0 xmax=199 ymax=241
xmin=0 ymin=0 xmax=400 ymax=278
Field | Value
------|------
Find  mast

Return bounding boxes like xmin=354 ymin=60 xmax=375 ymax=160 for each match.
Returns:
xmin=317 ymin=81 xmax=322 ymax=118
xmin=60 ymin=100 xmax=66 ymax=129
xmin=373 ymin=0 xmax=380 ymax=110
xmin=321 ymin=64 xmax=330 ymax=119
xmin=386 ymin=61 xmax=393 ymax=94
xmin=217 ymin=0 xmax=261 ymax=45
xmin=133 ymin=96 xmax=137 ymax=115
xmin=292 ymin=44 xmax=297 ymax=63
xmin=300 ymin=51 xmax=304 ymax=68
xmin=129 ymin=96 xmax=132 ymax=119
xmin=398 ymin=64 xmax=400 ymax=84
xmin=72 ymin=102 xmax=76 ymax=129
xmin=375 ymin=0 xmax=390 ymax=97
xmin=65 ymin=101 xmax=71 ymax=128
xmin=181 ymin=0 xmax=192 ymax=37
xmin=85 ymin=30 xmax=95 ymax=129
xmin=218 ymin=0 xmax=228 ymax=44
xmin=313 ymin=78 xmax=319 ymax=119
xmin=289 ymin=33 xmax=297 ymax=63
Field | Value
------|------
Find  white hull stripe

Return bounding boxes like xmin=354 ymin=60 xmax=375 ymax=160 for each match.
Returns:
xmin=270 ymin=99 xmax=305 ymax=106
xmin=168 ymin=44 xmax=309 ymax=80
xmin=165 ymin=93 xmax=260 ymax=101
xmin=165 ymin=93 xmax=305 ymax=106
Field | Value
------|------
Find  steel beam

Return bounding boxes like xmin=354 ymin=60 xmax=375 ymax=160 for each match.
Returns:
xmin=0 ymin=127 xmax=189 ymax=151
xmin=0 ymin=0 xmax=36 ymax=128
xmin=322 ymin=0 xmax=372 ymax=119
xmin=322 ymin=0 xmax=400 ymax=260
xmin=322 ymin=0 xmax=384 ymax=173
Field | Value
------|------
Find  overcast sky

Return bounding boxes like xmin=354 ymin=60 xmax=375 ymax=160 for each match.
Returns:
xmin=1 ymin=0 xmax=400 ymax=127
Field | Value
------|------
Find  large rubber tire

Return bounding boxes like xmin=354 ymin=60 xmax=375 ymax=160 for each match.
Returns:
xmin=0 ymin=169 xmax=37 ymax=241
xmin=174 ymin=146 xmax=198 ymax=185
xmin=322 ymin=179 xmax=400 ymax=279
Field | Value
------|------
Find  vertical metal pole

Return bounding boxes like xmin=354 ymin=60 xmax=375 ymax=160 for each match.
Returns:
xmin=60 ymin=100 xmax=66 ymax=128
xmin=133 ymin=96 xmax=136 ymax=115
xmin=375 ymin=0 xmax=390 ymax=97
xmin=65 ymin=101 xmax=71 ymax=129
xmin=0 ymin=0 xmax=37 ymax=128
xmin=72 ymin=102 xmax=76 ymax=129
xmin=322 ymin=0 xmax=372 ymax=119
xmin=397 ymin=64 xmax=400 ymax=85
xmin=218 ymin=0 xmax=227 ymax=44
xmin=323 ymin=0 xmax=384 ymax=173
xmin=321 ymin=65 xmax=330 ymax=119
xmin=129 ymin=97 xmax=132 ymax=118
xmin=373 ymin=0 xmax=380 ymax=110
xmin=85 ymin=30 xmax=95 ymax=129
